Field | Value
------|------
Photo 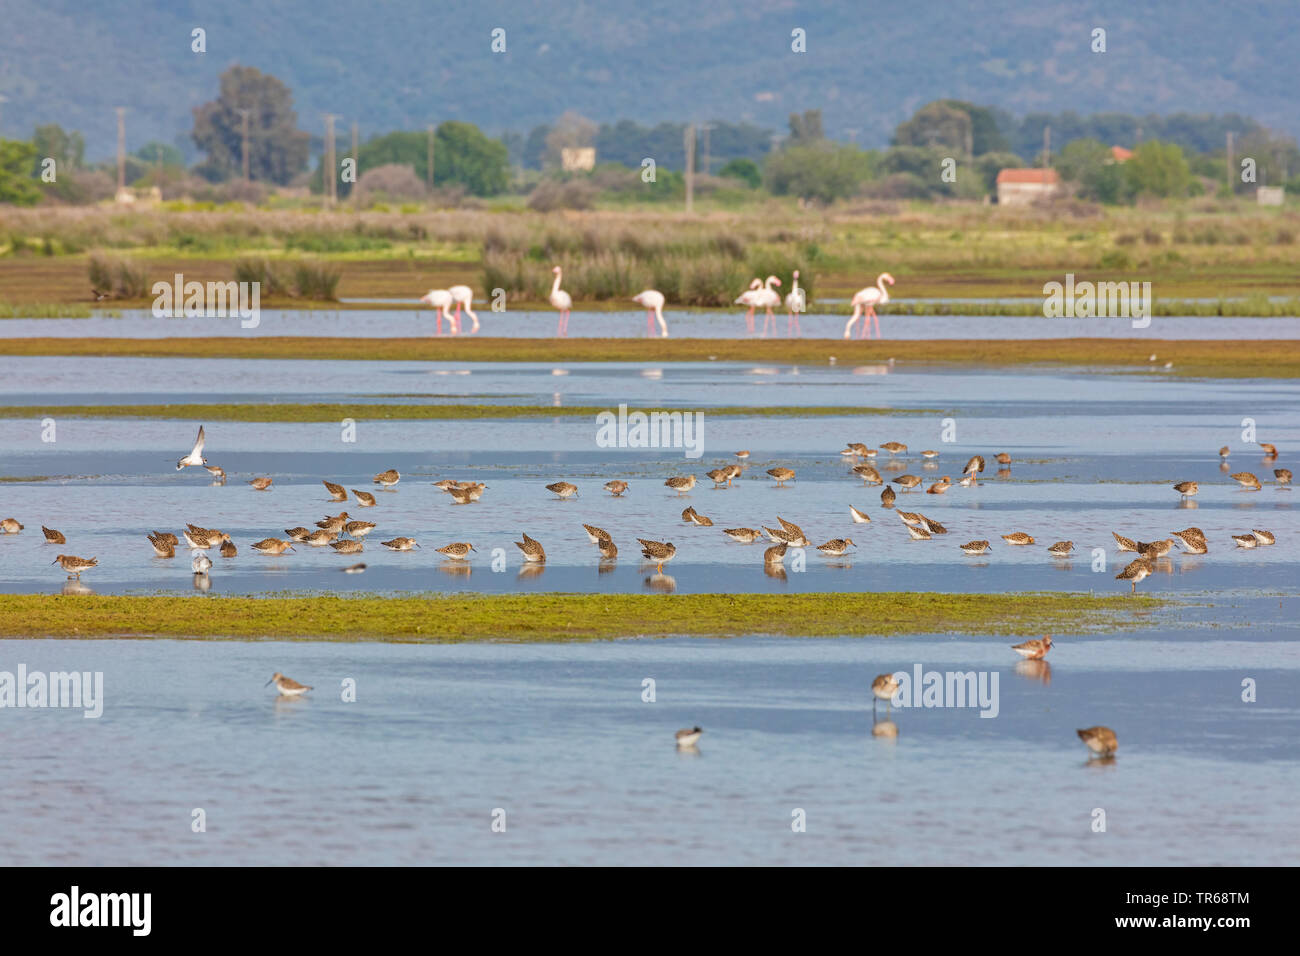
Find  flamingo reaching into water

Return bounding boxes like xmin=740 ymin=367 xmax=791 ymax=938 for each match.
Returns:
xmin=448 ymin=285 xmax=479 ymax=334
xmin=420 ymin=288 xmax=456 ymax=335
xmin=550 ymin=266 xmax=572 ymax=337
xmin=632 ymin=289 xmax=669 ymax=337
xmin=844 ymin=273 xmax=895 ymax=339
xmin=755 ymin=275 xmax=783 ymax=337
xmin=784 ymin=270 xmax=804 ymax=337
xmin=734 ymin=278 xmax=763 ymax=334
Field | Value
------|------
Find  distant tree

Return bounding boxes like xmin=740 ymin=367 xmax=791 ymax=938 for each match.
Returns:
xmin=1052 ymin=138 xmax=1133 ymax=203
xmin=351 ymin=123 xmax=507 ymax=196
xmin=788 ymin=110 xmax=824 ymax=144
xmin=893 ymin=102 xmax=973 ymax=157
xmin=879 ymin=145 xmax=950 ymax=185
xmin=718 ymin=158 xmax=761 ymax=188
xmin=31 ymin=124 xmax=85 ymax=173
xmin=191 ymin=65 xmax=310 ymax=184
xmin=1125 ymin=141 xmax=1192 ymax=198
xmin=498 ymin=130 xmax=524 ymax=168
xmin=523 ymin=124 xmax=551 ymax=169
xmin=434 ymin=121 xmax=509 ymax=195
xmin=133 ymin=141 xmax=185 ymax=168
xmin=544 ymin=111 xmax=597 ymax=168
xmin=765 ymin=142 xmax=870 ymax=203
xmin=1232 ymin=129 xmax=1300 ymax=191
xmin=935 ymin=101 xmax=1011 ymax=155
xmin=0 ymin=139 xmax=41 ymax=205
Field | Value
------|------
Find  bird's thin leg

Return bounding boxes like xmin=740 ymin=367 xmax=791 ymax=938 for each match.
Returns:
xmin=745 ymin=307 xmax=755 ymax=335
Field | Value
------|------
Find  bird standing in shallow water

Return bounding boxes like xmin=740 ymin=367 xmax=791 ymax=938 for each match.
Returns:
xmin=266 ymin=672 xmax=312 ymax=697
xmin=637 ymin=538 xmax=676 ymax=572
xmin=871 ymin=673 xmax=900 ymax=713
xmin=1011 ymin=636 xmax=1053 ymax=660
xmin=53 ymin=554 xmax=97 ymax=577
xmin=42 ymin=526 xmax=65 ymax=544
xmin=1077 ymin=726 xmax=1118 ymax=757
xmin=1115 ymin=557 xmax=1153 ymax=593
xmin=515 ymin=533 xmax=546 ymax=563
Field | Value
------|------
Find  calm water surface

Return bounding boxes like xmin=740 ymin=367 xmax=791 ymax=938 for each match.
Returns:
xmin=1 ymin=635 xmax=1296 ymax=866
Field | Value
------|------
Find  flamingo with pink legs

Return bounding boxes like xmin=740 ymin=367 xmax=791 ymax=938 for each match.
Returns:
xmin=844 ymin=272 xmax=895 ymax=339
xmin=734 ymin=278 xmax=763 ymax=334
xmin=632 ymin=289 xmax=669 ymax=337
xmin=420 ymin=288 xmax=456 ymax=335
xmin=448 ymin=285 xmax=479 ymax=333
xmin=550 ymin=266 xmax=572 ymax=337
xmin=784 ymin=270 xmax=804 ymax=337
xmin=755 ymin=275 xmax=783 ymax=337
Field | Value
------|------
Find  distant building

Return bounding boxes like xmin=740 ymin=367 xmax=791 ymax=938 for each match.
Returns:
xmin=995 ymin=168 xmax=1062 ymax=205
xmin=1257 ymin=186 xmax=1285 ymax=206
xmin=1109 ymin=145 xmax=1133 ymax=163
xmin=560 ymin=147 xmax=596 ymax=172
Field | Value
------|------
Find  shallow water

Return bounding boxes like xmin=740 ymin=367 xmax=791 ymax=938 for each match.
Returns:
xmin=1 ymin=360 xmax=1295 ymax=599
xmin=3 ymin=307 xmax=1298 ymax=339
xmin=0 ymin=635 xmax=1295 ymax=866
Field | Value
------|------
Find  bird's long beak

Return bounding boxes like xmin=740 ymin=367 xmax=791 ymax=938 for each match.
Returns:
xmin=263 ymin=677 xmax=274 ymax=687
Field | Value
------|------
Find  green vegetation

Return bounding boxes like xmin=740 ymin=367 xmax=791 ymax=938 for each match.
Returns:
xmin=0 ymin=591 xmax=1162 ymax=641
xmin=0 ymin=138 xmax=41 ymax=206
xmin=0 ymin=402 xmax=926 ymax=423
xmin=1 ymin=336 xmax=1292 ymax=378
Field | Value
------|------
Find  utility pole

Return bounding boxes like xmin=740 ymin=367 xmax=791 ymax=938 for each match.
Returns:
xmin=1042 ymin=124 xmax=1051 ymax=168
xmin=351 ymin=121 xmax=358 ymax=200
xmin=427 ymin=124 xmax=435 ymax=192
xmin=115 ymin=107 xmax=127 ymax=193
xmin=1226 ymin=131 xmax=1234 ymax=195
xmin=236 ymin=108 xmax=251 ymax=181
xmin=0 ymin=94 xmax=8 ymax=137
xmin=323 ymin=113 xmax=338 ymax=205
xmin=684 ymin=123 xmax=696 ymax=212
xmin=700 ymin=123 xmax=714 ymax=176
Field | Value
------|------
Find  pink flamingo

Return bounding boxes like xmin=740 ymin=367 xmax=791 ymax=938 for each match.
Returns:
xmin=632 ymin=289 xmax=669 ymax=337
xmin=550 ymin=266 xmax=572 ymax=337
xmin=755 ymin=275 xmax=783 ymax=337
xmin=420 ymin=288 xmax=456 ymax=335
xmin=844 ymin=273 xmax=895 ymax=339
xmin=784 ymin=270 xmax=804 ymax=337
xmin=448 ymin=284 xmax=479 ymax=334
xmin=734 ymin=278 xmax=763 ymax=334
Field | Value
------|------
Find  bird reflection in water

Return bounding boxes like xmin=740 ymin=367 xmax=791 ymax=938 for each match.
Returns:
xmin=644 ymin=572 xmax=676 ymax=593
xmin=1013 ymin=659 xmax=1052 ymax=685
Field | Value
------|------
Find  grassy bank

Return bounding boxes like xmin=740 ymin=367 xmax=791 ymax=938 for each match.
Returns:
xmin=3 ymin=203 xmax=1300 ymax=306
xmin=0 ymin=402 xmax=926 ymax=423
xmin=0 ymin=591 xmax=1159 ymax=641
xmin=2 ymin=335 xmax=1293 ymax=377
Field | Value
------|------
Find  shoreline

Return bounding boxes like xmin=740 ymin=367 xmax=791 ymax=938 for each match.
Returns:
xmin=0 ymin=591 xmax=1161 ymax=641
xmin=1 ymin=336 xmax=1295 ymax=377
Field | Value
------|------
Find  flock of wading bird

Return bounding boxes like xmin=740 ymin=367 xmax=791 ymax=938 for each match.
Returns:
xmin=417 ymin=269 xmax=896 ymax=338
xmin=13 ymin=427 xmax=1286 ymax=597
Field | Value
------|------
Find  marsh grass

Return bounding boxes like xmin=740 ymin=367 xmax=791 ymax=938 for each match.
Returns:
xmin=0 ymin=402 xmax=926 ymax=423
xmin=0 ymin=591 xmax=1161 ymax=641
xmin=1 ymin=336 xmax=1293 ymax=377
xmin=87 ymin=252 xmax=149 ymax=298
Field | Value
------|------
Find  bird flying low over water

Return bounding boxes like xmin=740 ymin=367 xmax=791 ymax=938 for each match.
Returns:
xmin=176 ymin=425 xmax=206 ymax=470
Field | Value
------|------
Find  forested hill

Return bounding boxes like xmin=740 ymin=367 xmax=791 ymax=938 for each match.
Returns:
xmin=2 ymin=0 xmax=1296 ymax=157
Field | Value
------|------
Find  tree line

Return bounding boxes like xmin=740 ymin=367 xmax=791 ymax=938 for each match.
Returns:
xmin=1 ymin=66 xmax=1296 ymax=207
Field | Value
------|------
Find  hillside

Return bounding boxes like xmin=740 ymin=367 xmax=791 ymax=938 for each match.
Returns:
xmin=1 ymin=0 xmax=1297 ymax=158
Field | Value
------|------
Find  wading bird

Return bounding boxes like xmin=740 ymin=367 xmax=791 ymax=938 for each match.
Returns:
xmin=844 ymin=273 xmax=895 ymax=339
xmin=550 ymin=266 xmax=572 ymax=337
xmin=632 ymin=289 xmax=669 ymax=337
